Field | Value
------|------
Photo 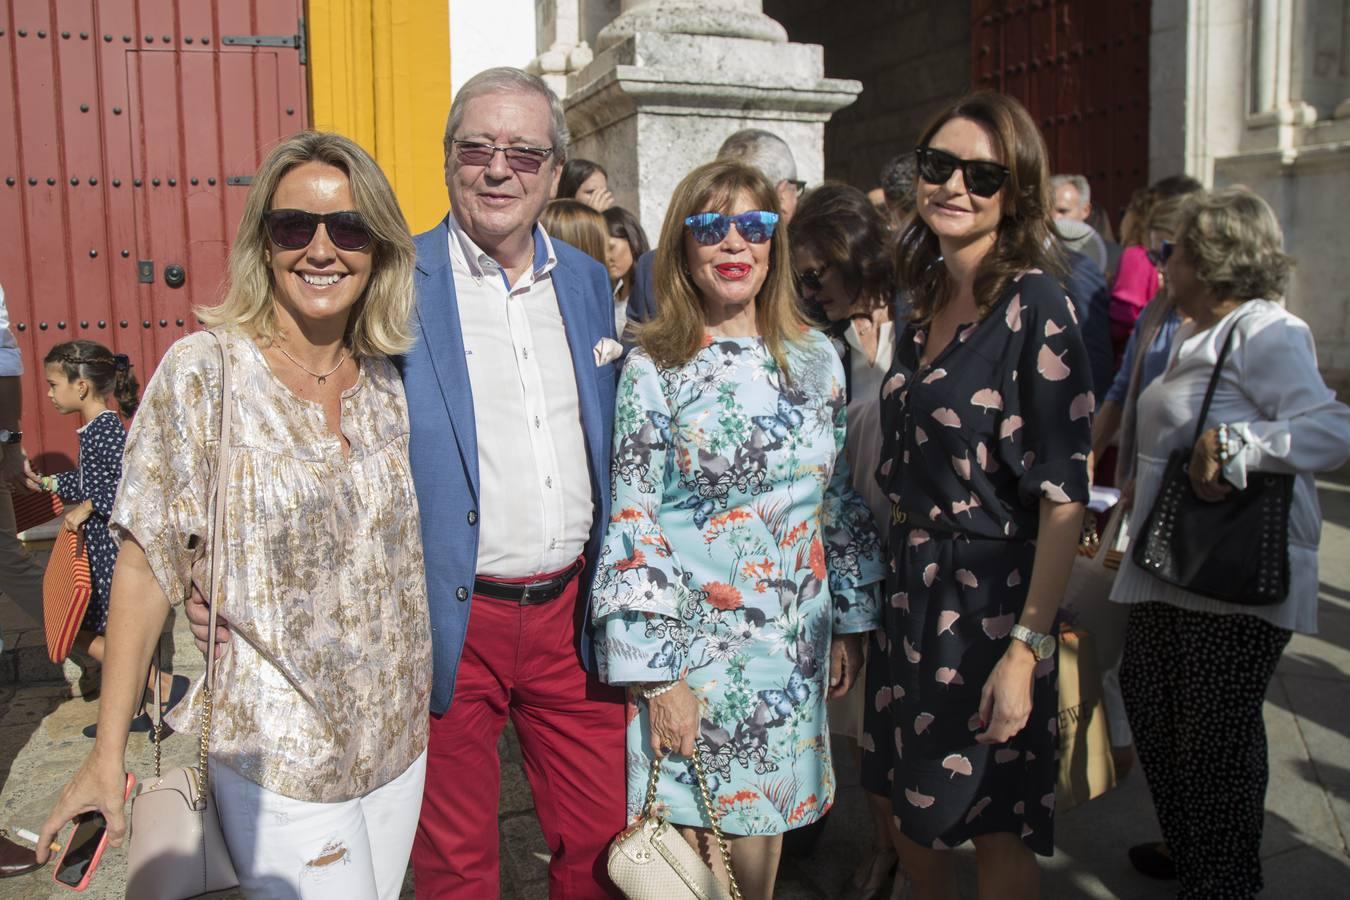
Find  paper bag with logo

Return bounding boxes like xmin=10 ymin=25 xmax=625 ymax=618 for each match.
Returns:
xmin=1056 ymin=626 xmax=1117 ymax=813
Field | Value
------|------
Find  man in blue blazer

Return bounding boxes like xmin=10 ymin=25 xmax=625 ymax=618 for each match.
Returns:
xmin=398 ymin=68 xmax=626 ymax=898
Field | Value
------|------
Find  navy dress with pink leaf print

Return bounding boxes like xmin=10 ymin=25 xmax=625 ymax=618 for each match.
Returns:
xmin=862 ymin=271 xmax=1093 ymax=855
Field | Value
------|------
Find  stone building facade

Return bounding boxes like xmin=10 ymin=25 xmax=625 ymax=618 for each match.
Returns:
xmin=455 ymin=0 xmax=1350 ymax=390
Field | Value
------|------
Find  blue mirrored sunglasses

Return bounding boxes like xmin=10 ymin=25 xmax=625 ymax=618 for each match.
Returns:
xmin=683 ymin=210 xmax=779 ymax=246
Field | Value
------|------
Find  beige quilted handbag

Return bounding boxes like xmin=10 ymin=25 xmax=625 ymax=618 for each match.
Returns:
xmin=608 ymin=746 xmax=742 ymax=900
xmin=125 ymin=330 xmax=240 ymax=899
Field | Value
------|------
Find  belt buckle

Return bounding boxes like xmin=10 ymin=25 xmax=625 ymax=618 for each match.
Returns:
xmin=519 ymin=583 xmax=534 ymax=604
xmin=892 ymin=506 xmax=908 ymax=525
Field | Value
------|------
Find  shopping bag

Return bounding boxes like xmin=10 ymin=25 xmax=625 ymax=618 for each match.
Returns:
xmin=1056 ymin=626 xmax=1118 ymax=813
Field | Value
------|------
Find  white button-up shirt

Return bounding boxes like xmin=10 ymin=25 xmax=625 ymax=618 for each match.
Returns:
xmin=447 ymin=215 xmax=593 ymax=578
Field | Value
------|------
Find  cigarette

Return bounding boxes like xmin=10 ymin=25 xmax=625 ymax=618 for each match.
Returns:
xmin=13 ymin=828 xmax=61 ymax=853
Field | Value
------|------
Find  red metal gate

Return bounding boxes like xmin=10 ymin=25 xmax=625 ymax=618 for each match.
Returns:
xmin=971 ymin=0 xmax=1151 ymax=229
xmin=0 ymin=0 xmax=307 ymax=469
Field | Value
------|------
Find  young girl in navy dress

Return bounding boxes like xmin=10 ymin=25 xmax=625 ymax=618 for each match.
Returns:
xmin=34 ymin=340 xmax=188 ymax=735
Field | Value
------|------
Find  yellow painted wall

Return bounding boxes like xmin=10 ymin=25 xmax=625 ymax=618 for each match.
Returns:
xmin=308 ymin=0 xmax=450 ymax=233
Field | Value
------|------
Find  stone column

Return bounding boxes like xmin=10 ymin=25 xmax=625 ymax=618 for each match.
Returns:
xmin=529 ymin=0 xmax=595 ymax=99
xmin=564 ymin=0 xmax=860 ymax=239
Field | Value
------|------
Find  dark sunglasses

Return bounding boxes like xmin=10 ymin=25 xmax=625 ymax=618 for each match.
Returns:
xmin=1147 ymin=239 xmax=1175 ymax=267
xmin=452 ymin=140 xmax=554 ymax=174
xmin=914 ymin=146 xmax=1010 ymax=198
xmin=264 ymin=209 xmax=373 ymax=252
xmin=795 ymin=265 xmax=828 ymax=292
xmin=684 ymin=210 xmax=779 ymax=246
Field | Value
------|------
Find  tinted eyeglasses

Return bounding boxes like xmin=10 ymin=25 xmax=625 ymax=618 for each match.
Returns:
xmin=914 ymin=146 xmax=1010 ymax=198
xmin=264 ymin=209 xmax=373 ymax=252
xmin=452 ymin=140 xmax=554 ymax=174
xmin=1147 ymin=239 xmax=1175 ymax=267
xmin=795 ymin=265 xmax=828 ymax=292
xmin=684 ymin=210 xmax=779 ymax=246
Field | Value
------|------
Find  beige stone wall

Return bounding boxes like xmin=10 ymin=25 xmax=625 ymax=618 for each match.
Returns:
xmin=764 ymin=0 xmax=970 ymax=188
xmin=1156 ymin=0 xmax=1350 ymax=396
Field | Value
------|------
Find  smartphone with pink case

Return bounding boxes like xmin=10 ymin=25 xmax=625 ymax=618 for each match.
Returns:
xmin=53 ymin=772 xmax=136 ymax=891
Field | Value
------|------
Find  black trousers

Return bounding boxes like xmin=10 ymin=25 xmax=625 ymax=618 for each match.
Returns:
xmin=1119 ymin=601 xmax=1291 ymax=900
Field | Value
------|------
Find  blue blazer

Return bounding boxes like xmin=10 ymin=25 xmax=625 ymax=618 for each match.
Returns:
xmin=397 ymin=218 xmax=618 ymax=715
xmin=624 ymin=249 xmax=657 ymax=326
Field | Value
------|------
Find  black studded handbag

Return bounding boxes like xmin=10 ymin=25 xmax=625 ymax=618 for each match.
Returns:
xmin=1132 ymin=312 xmax=1293 ymax=606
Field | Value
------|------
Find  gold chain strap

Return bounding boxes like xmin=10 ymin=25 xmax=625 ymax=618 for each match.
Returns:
xmin=195 ymin=688 xmax=214 ymax=810
xmin=644 ymin=746 xmax=743 ymax=900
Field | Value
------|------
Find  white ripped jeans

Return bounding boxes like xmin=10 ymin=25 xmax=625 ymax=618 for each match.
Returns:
xmin=212 ymin=750 xmax=427 ymax=899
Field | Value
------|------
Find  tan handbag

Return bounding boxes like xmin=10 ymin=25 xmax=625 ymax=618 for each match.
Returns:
xmin=608 ymin=745 xmax=742 ymax=900
xmin=126 ymin=330 xmax=240 ymax=899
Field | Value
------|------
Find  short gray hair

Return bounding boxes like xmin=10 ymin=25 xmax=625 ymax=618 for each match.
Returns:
xmin=1178 ymin=187 xmax=1292 ymax=301
xmin=716 ymin=129 xmax=797 ymax=187
xmin=444 ymin=67 xmax=570 ymax=164
xmin=1050 ymin=173 xmax=1091 ymax=209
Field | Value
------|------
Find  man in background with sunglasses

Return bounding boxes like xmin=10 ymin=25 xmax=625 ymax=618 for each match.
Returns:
xmin=626 ymin=128 xmax=804 ymax=329
xmin=393 ymin=67 xmax=624 ymax=898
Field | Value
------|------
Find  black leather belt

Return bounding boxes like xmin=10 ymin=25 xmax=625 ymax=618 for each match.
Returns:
xmin=473 ymin=558 xmax=584 ymax=606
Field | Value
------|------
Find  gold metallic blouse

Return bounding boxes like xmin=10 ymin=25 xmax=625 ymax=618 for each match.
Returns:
xmin=111 ymin=329 xmax=431 ymax=803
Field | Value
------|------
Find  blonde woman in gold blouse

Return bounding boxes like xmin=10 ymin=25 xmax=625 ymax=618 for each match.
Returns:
xmin=38 ymin=132 xmax=432 ymax=899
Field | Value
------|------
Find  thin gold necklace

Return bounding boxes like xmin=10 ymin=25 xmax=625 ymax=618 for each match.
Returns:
xmin=274 ymin=343 xmax=348 ymax=385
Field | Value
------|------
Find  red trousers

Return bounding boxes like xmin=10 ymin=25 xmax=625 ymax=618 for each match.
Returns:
xmin=412 ymin=567 xmax=627 ymax=899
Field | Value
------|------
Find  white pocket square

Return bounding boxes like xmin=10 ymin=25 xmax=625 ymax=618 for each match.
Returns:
xmin=593 ymin=338 xmax=624 ymax=366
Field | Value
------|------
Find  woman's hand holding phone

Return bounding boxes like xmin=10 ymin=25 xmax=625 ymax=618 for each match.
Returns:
xmin=37 ymin=762 xmax=134 ymax=890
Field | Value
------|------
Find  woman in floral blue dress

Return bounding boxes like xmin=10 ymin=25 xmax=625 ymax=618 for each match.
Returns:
xmin=591 ymin=160 xmax=885 ymax=899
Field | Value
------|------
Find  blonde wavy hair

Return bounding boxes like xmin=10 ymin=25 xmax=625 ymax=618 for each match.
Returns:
xmin=637 ymin=160 xmax=807 ymax=376
xmin=198 ymin=131 xmax=416 ymax=356
xmin=540 ymin=199 xmax=607 ymax=265
xmin=1177 ymin=187 xmax=1293 ymax=301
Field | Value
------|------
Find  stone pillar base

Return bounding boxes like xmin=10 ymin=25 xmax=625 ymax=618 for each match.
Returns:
xmin=564 ymin=30 xmax=860 ymax=239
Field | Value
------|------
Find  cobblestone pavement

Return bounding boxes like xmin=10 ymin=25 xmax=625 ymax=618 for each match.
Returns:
xmin=3 ymin=469 xmax=1348 ymax=898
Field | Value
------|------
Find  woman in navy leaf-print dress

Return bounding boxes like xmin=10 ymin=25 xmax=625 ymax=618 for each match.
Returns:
xmin=862 ymin=94 xmax=1093 ymax=900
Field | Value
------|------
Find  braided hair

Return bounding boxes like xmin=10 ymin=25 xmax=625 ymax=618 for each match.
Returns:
xmin=44 ymin=340 xmax=140 ymax=417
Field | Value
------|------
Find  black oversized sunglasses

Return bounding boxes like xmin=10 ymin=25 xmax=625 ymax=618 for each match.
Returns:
xmin=264 ymin=209 xmax=373 ymax=252
xmin=452 ymin=140 xmax=554 ymax=174
xmin=795 ymin=265 xmax=828 ymax=292
xmin=914 ymin=146 xmax=1010 ymax=198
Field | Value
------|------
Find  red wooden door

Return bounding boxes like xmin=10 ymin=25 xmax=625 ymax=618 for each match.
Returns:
xmin=971 ymin=0 xmax=1151 ymax=230
xmin=0 ymin=0 xmax=306 ymax=469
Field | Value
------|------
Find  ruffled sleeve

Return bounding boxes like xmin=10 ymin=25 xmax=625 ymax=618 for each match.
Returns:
xmin=1223 ymin=310 xmax=1350 ymax=489
xmin=110 ymin=333 xmax=219 ymax=606
xmin=819 ymin=355 xmax=885 ymax=633
xmin=590 ymin=351 xmax=694 ymax=684
xmin=1002 ymin=273 xmax=1094 ymax=508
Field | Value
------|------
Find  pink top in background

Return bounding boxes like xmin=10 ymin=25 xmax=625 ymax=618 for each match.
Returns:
xmin=1108 ymin=245 xmax=1160 ymax=367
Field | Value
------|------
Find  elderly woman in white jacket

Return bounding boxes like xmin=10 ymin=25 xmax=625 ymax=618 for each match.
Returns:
xmin=1110 ymin=188 xmax=1350 ymax=900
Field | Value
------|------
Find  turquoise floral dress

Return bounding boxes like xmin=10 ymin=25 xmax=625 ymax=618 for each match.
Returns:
xmin=591 ymin=330 xmax=885 ymax=835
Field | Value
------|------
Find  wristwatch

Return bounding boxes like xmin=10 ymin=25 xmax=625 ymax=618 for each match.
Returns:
xmin=1009 ymin=624 xmax=1056 ymax=661
xmin=0 ymin=429 xmax=20 ymax=444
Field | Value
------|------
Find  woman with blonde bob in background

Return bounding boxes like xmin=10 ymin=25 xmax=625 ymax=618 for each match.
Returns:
xmin=590 ymin=160 xmax=885 ymax=899
xmin=38 ymin=131 xmax=432 ymax=899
